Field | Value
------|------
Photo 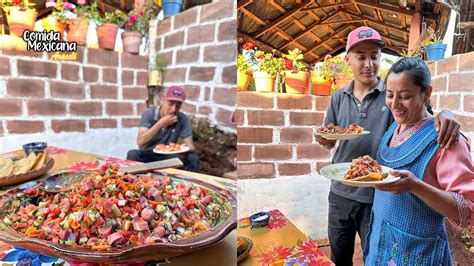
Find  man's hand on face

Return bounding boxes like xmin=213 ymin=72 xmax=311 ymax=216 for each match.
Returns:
xmin=159 ymin=114 xmax=178 ymax=127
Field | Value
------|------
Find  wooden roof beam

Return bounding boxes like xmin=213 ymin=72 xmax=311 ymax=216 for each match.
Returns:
xmin=238 ymin=0 xmax=253 ymax=9
xmin=355 ymin=0 xmax=414 ymax=17
xmin=301 ymin=2 xmax=353 ymax=11
xmin=304 ymin=25 xmax=353 ymax=56
xmin=269 ymin=0 xmax=285 ymax=13
xmin=342 ymin=10 xmax=409 ymax=34
xmin=311 ymin=43 xmax=346 ymax=64
xmin=253 ymin=0 xmax=311 ymax=38
xmin=238 ymin=30 xmax=283 ymax=57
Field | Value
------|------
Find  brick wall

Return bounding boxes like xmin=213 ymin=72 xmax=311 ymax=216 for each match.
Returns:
xmin=152 ymin=0 xmax=236 ymax=133
xmin=0 ymin=47 xmax=148 ymax=158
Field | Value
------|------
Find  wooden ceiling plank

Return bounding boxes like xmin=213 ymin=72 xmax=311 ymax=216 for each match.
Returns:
xmin=304 ymin=25 xmax=352 ymax=56
xmin=253 ymin=0 xmax=312 ymax=38
xmin=302 ymin=2 xmax=353 ymax=11
xmin=269 ymin=0 xmax=286 ymax=13
xmin=120 ymin=0 xmax=126 ymax=10
xmin=241 ymin=8 xmax=267 ymax=26
xmin=238 ymin=0 xmax=253 ymax=10
xmin=355 ymin=0 xmax=414 ymax=17
xmin=238 ymin=30 xmax=283 ymax=57
xmin=343 ymin=10 xmax=409 ymax=34
xmin=293 ymin=19 xmax=308 ymax=31
xmin=311 ymin=43 xmax=346 ymax=64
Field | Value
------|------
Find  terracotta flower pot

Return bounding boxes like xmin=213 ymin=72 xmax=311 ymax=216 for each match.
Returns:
xmin=96 ymin=23 xmax=119 ymax=50
xmin=41 ymin=16 xmax=66 ymax=40
xmin=0 ymin=35 xmax=27 ymax=51
xmin=121 ymin=31 xmax=142 ymax=54
xmin=6 ymin=7 xmax=37 ymax=37
xmin=237 ymin=71 xmax=252 ymax=91
xmin=67 ymin=17 xmax=89 ymax=45
xmin=334 ymin=73 xmax=352 ymax=90
xmin=284 ymin=70 xmax=309 ymax=94
xmin=312 ymin=76 xmax=332 ymax=96
xmin=253 ymin=71 xmax=275 ymax=93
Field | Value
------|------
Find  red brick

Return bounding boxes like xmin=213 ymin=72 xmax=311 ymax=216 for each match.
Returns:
xmin=278 ymin=94 xmax=312 ymax=110
xmin=214 ymin=87 xmax=236 ymax=106
xmin=458 ymin=52 xmax=474 ymax=71
xmin=90 ymin=119 xmax=117 ymax=129
xmin=427 ymin=61 xmax=437 ymax=76
xmin=280 ymin=128 xmax=313 ymax=143
xmin=200 ymin=0 xmax=234 ymax=23
xmin=218 ymin=20 xmax=235 ymax=42
xmin=431 ymin=95 xmax=439 ymax=110
xmin=234 ymin=109 xmax=244 ymax=125
xmin=106 ymin=102 xmax=134 ymax=116
xmin=1 ymin=50 xmax=43 ymax=58
xmin=205 ymin=87 xmax=211 ymax=101
xmin=187 ymin=24 xmax=215 ymax=45
xmin=27 ymin=99 xmax=66 ymax=116
xmin=7 ymin=120 xmax=44 ymax=134
xmin=222 ymin=65 xmax=237 ymax=85
xmin=17 ymin=60 xmax=57 ymax=78
xmin=163 ymin=67 xmax=187 ymax=83
xmin=181 ymin=102 xmax=196 ymax=114
xmin=189 ymin=67 xmax=215 ymax=82
xmin=182 ymin=85 xmax=201 ymax=101
xmin=91 ymin=85 xmax=118 ymax=99
xmin=156 ymin=18 xmax=172 ymax=36
xmin=216 ymin=108 xmax=234 ymax=128
xmin=290 ymin=112 xmax=324 ymax=126
xmin=122 ymin=118 xmax=141 ymax=128
xmin=0 ymin=99 xmax=22 ymax=116
xmin=315 ymin=96 xmax=331 ymax=111
xmin=50 ymin=81 xmax=85 ymax=99
xmin=83 ymin=66 xmax=99 ymax=82
xmin=458 ymin=114 xmax=474 ymax=132
xmin=136 ymin=71 xmax=148 ymax=86
xmin=464 ymin=96 xmax=474 ymax=112
xmin=87 ymin=48 xmax=118 ymax=67
xmin=437 ymin=55 xmax=458 ymax=75
xmin=61 ymin=63 xmax=79 ymax=81
xmin=174 ymin=7 xmax=198 ymax=29
xmin=237 ymin=144 xmax=252 ymax=161
xmin=52 ymin=119 xmax=85 ymax=133
xmin=0 ymin=121 xmax=3 ymax=137
xmin=238 ymin=91 xmax=274 ymax=108
xmin=439 ymin=94 xmax=461 ymax=111
xmin=70 ymin=102 xmax=102 ymax=116
xmin=123 ymin=86 xmax=148 ymax=100
xmin=278 ymin=163 xmax=311 ymax=176
xmin=247 ymin=110 xmax=284 ymax=126
xmin=121 ymin=53 xmax=148 ymax=70
xmin=255 ymin=145 xmax=292 ymax=160
xmin=6 ymin=79 xmax=45 ymax=97
xmin=296 ymin=144 xmax=332 ymax=159
xmin=176 ymin=47 xmax=200 ymax=64
xmin=316 ymin=161 xmax=332 ymax=172
xmin=237 ymin=128 xmax=273 ymax=143
xmin=155 ymin=37 xmax=162 ymax=51
xmin=164 ymin=31 xmax=185 ymax=49
xmin=431 ymin=76 xmax=447 ymax=93
xmin=103 ymin=68 xmax=117 ymax=83
xmin=448 ymin=73 xmax=474 ymax=92
xmin=237 ymin=163 xmax=275 ymax=179
xmin=204 ymin=44 xmax=236 ymax=63
xmin=122 ymin=70 xmax=134 ymax=85
xmin=199 ymin=106 xmax=212 ymax=115
xmin=0 ymin=56 xmax=10 ymax=75
xmin=137 ymin=103 xmax=147 ymax=115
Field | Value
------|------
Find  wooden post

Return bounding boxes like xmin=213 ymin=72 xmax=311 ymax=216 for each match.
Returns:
xmin=408 ymin=12 xmax=422 ymax=52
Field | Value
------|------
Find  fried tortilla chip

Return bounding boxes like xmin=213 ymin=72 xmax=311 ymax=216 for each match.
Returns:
xmin=26 ymin=152 xmax=36 ymax=171
xmin=0 ymin=158 xmax=14 ymax=177
xmin=11 ymin=157 xmax=32 ymax=175
xmin=31 ymin=152 xmax=45 ymax=171
xmin=351 ymin=172 xmax=387 ymax=181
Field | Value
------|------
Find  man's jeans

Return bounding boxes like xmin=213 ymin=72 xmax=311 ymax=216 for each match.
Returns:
xmin=126 ymin=149 xmax=200 ymax=172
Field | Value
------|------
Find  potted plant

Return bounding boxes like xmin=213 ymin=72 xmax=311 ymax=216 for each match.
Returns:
xmin=253 ymin=50 xmax=282 ymax=93
xmin=66 ymin=1 xmax=98 ymax=45
xmin=42 ymin=0 xmax=71 ymax=40
xmin=332 ymin=54 xmax=353 ymax=90
xmin=312 ymin=55 xmax=336 ymax=96
xmin=1 ymin=0 xmax=37 ymax=37
xmin=119 ymin=9 xmax=152 ymax=54
xmin=96 ymin=11 xmax=120 ymax=50
xmin=425 ymin=31 xmax=447 ymax=61
xmin=282 ymin=48 xmax=309 ymax=94
xmin=162 ymin=0 xmax=183 ymax=17
xmin=237 ymin=54 xmax=253 ymax=91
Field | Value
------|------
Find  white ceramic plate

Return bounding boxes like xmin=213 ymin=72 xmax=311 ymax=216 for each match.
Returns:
xmin=315 ymin=131 xmax=370 ymax=140
xmin=153 ymin=146 xmax=190 ymax=155
xmin=319 ymin=162 xmax=400 ymax=187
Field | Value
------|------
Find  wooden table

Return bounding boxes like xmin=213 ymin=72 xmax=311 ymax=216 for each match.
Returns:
xmin=0 ymin=147 xmax=237 ymax=265
xmin=238 ymin=210 xmax=333 ymax=266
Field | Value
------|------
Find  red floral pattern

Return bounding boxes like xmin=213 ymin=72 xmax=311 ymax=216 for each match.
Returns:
xmin=47 ymin=147 xmax=68 ymax=156
xmin=297 ymin=241 xmax=325 ymax=260
xmin=258 ymin=246 xmax=292 ymax=265
xmin=67 ymin=161 xmax=99 ymax=172
xmin=267 ymin=215 xmax=288 ymax=229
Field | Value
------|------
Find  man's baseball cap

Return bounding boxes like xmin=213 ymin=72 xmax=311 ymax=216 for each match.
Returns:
xmin=346 ymin=26 xmax=386 ymax=52
xmin=165 ymin=86 xmax=186 ymax=102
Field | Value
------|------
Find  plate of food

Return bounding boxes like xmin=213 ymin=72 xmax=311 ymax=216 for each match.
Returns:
xmin=0 ymin=164 xmax=236 ymax=263
xmin=319 ymin=155 xmax=399 ymax=187
xmin=237 ymin=237 xmax=253 ymax=263
xmin=153 ymin=143 xmax=190 ymax=155
xmin=0 ymin=149 xmax=54 ymax=187
xmin=315 ymin=123 xmax=370 ymax=140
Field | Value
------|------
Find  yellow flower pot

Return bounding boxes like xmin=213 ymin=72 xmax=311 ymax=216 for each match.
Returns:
xmin=6 ymin=7 xmax=37 ymax=37
xmin=237 ymin=71 xmax=252 ymax=91
xmin=41 ymin=16 xmax=66 ymax=40
xmin=284 ymin=70 xmax=309 ymax=94
xmin=253 ymin=71 xmax=275 ymax=93
xmin=312 ymin=76 xmax=332 ymax=96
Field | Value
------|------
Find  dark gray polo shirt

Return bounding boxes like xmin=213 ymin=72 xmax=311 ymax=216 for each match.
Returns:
xmin=138 ymin=106 xmax=192 ymax=151
xmin=324 ymin=78 xmax=394 ymax=204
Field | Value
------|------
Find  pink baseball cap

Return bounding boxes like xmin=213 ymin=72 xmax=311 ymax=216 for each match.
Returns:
xmin=165 ymin=86 xmax=186 ymax=102
xmin=346 ymin=26 xmax=386 ymax=52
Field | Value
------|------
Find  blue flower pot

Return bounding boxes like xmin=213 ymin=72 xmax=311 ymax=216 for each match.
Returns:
xmin=426 ymin=43 xmax=447 ymax=61
xmin=163 ymin=0 xmax=183 ymax=17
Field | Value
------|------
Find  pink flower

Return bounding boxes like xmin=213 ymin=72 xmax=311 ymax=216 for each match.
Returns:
xmin=63 ymin=2 xmax=73 ymax=10
xmin=328 ymin=63 xmax=336 ymax=69
xmin=45 ymin=0 xmax=56 ymax=8
xmin=124 ymin=23 xmax=130 ymax=29
xmin=140 ymin=11 xmax=144 ymax=16
xmin=325 ymin=54 xmax=332 ymax=61
xmin=129 ymin=15 xmax=137 ymax=23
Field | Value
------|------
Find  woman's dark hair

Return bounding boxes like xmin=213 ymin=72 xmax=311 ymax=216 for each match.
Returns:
xmin=385 ymin=57 xmax=433 ymax=114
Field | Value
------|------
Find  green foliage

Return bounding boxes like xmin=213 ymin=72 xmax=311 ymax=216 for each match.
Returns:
xmin=74 ymin=1 xmax=99 ymax=20
xmin=313 ymin=55 xmax=337 ymax=82
xmin=50 ymin=0 xmax=69 ymax=24
xmin=282 ymin=48 xmax=307 ymax=72
xmin=237 ymin=54 xmax=252 ymax=74
xmin=155 ymin=53 xmax=166 ymax=72
xmin=254 ymin=50 xmax=283 ymax=77
xmin=0 ymin=0 xmax=35 ymax=11
xmin=118 ymin=9 xmax=153 ymax=40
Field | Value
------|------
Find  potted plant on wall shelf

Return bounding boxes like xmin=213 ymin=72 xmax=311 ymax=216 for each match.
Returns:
xmin=312 ymin=55 xmax=336 ymax=96
xmin=42 ymin=0 xmax=71 ymax=40
xmin=96 ymin=11 xmax=120 ymax=50
xmin=253 ymin=50 xmax=282 ymax=93
xmin=66 ymin=1 xmax=98 ymax=45
xmin=425 ymin=31 xmax=447 ymax=61
xmin=237 ymin=54 xmax=252 ymax=91
xmin=119 ymin=9 xmax=152 ymax=54
xmin=1 ymin=0 xmax=37 ymax=37
xmin=282 ymin=48 xmax=309 ymax=94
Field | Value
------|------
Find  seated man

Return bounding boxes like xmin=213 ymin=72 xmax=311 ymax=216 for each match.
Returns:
xmin=127 ymin=86 xmax=199 ymax=172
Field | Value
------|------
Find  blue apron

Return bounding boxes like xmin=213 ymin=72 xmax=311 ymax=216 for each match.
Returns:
xmin=364 ymin=119 xmax=452 ymax=266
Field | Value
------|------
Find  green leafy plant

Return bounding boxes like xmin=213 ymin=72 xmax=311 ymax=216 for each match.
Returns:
xmin=155 ymin=53 xmax=166 ymax=72
xmin=50 ymin=0 xmax=71 ymax=24
xmin=313 ymin=54 xmax=337 ymax=82
xmin=73 ymin=1 xmax=99 ymax=20
xmin=0 ymin=0 xmax=35 ymax=11
xmin=118 ymin=9 xmax=153 ymax=39
xmin=254 ymin=50 xmax=283 ymax=77
xmin=282 ymin=48 xmax=307 ymax=72
xmin=237 ymin=54 xmax=252 ymax=74
xmin=97 ymin=10 xmax=123 ymax=25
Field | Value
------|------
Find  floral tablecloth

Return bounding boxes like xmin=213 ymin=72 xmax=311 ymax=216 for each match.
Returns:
xmin=238 ymin=210 xmax=333 ymax=266
xmin=0 ymin=147 xmax=237 ymax=266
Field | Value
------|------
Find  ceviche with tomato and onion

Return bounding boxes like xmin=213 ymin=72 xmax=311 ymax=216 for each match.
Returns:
xmin=1 ymin=163 xmax=228 ymax=251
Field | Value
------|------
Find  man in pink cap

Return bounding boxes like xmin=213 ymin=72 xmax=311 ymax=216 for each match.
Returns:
xmin=127 ymin=86 xmax=199 ymax=172
xmin=316 ymin=26 xmax=459 ymax=265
